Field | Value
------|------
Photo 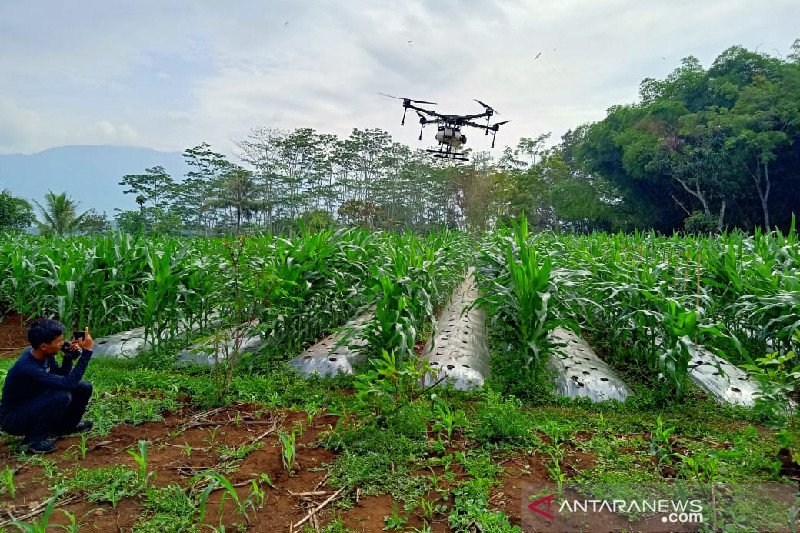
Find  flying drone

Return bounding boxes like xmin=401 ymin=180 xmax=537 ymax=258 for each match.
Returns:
xmin=381 ymin=93 xmax=509 ymax=161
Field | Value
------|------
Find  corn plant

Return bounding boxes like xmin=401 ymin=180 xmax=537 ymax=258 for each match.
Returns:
xmin=278 ymin=430 xmax=297 ymax=472
xmin=127 ymin=440 xmax=152 ymax=486
xmin=359 ymin=231 xmax=470 ymax=364
xmin=77 ymin=433 xmax=89 ymax=460
xmin=742 ymin=334 xmax=800 ymax=427
xmin=649 ymin=296 xmax=728 ymax=400
xmin=649 ymin=417 xmax=676 ymax=474
xmin=195 ymin=470 xmax=250 ymax=526
xmin=58 ymin=510 xmax=79 ymax=533
xmin=9 ymin=489 xmax=63 ymax=532
xmin=2 ymin=466 xmax=15 ymax=499
xmin=383 ymin=502 xmax=408 ymax=530
xmin=432 ymin=399 xmax=468 ymax=443
xmin=245 ymin=479 xmax=267 ymax=514
xmin=475 ymin=215 xmax=556 ymax=376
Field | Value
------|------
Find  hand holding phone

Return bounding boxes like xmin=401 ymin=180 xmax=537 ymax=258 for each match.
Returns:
xmin=75 ymin=327 xmax=94 ymax=351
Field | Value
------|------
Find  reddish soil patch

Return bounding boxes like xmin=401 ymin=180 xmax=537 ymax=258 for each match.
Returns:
xmin=0 ymin=404 xmax=352 ymax=531
xmin=0 ymin=312 xmax=29 ymax=359
xmin=340 ymin=493 xmax=451 ymax=532
xmin=492 ymin=449 xmax=698 ymax=533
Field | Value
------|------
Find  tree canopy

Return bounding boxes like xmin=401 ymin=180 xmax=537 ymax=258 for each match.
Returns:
xmin=570 ymin=42 xmax=800 ymax=233
xmin=0 ymin=190 xmax=35 ymax=232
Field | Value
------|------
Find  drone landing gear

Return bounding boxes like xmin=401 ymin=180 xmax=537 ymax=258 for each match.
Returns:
xmin=426 ymin=149 xmax=469 ymax=162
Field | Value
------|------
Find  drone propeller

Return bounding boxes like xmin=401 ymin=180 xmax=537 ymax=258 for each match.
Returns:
xmin=381 ymin=93 xmax=437 ymax=125
xmin=474 ymin=99 xmax=498 ymax=115
xmin=487 ymin=120 xmax=510 ymax=148
xmin=379 ymin=93 xmax=437 ymax=105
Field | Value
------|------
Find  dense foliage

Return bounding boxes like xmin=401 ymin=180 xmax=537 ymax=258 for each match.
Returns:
xmin=568 ymin=42 xmax=800 ymax=233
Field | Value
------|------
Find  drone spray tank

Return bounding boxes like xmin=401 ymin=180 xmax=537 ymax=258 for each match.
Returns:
xmin=435 ymin=126 xmax=466 ymax=149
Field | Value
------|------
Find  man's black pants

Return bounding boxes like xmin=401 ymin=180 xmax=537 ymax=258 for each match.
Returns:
xmin=0 ymin=381 xmax=92 ymax=443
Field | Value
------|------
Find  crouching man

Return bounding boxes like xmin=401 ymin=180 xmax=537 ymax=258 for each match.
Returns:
xmin=0 ymin=319 xmax=94 ymax=453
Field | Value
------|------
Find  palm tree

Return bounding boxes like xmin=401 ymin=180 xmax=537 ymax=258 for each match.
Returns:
xmin=33 ymin=191 xmax=90 ymax=236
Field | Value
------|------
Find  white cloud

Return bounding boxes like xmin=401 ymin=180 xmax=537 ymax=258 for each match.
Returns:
xmin=1 ymin=0 xmax=798 ymax=155
xmin=0 ymin=97 xmax=45 ymax=153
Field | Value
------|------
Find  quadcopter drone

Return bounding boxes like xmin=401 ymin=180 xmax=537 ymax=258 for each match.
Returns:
xmin=381 ymin=93 xmax=509 ymax=161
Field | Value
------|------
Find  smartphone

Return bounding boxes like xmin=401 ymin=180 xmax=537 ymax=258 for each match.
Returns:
xmin=73 ymin=331 xmax=86 ymax=340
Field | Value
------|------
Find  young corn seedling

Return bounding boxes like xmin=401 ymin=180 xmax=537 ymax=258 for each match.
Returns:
xmin=77 ymin=433 xmax=89 ymax=460
xmin=414 ymin=496 xmax=437 ymax=522
xmin=59 ymin=510 xmax=80 ymax=533
xmin=245 ymin=479 xmax=267 ymax=514
xmin=2 ymin=466 xmax=15 ymax=499
xmin=649 ymin=417 xmax=676 ymax=474
xmin=200 ymin=470 xmax=250 ymax=526
xmin=278 ymin=430 xmax=298 ymax=473
xmin=127 ymin=440 xmax=153 ymax=487
xmin=383 ymin=502 xmax=408 ymax=530
xmin=542 ymin=422 xmax=568 ymax=494
xmin=10 ymin=489 xmax=63 ymax=532
xmin=432 ymin=399 xmax=468 ymax=443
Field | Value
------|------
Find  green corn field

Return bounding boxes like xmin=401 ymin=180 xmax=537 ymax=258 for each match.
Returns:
xmin=0 ymin=225 xmax=798 ymax=532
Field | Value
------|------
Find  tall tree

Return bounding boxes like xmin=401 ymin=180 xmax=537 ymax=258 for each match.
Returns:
xmin=215 ymin=164 xmax=258 ymax=233
xmin=118 ymin=166 xmax=179 ymax=233
xmin=33 ymin=191 xmax=91 ymax=236
xmin=0 ymin=190 xmax=35 ymax=231
xmin=179 ymin=143 xmax=230 ymax=234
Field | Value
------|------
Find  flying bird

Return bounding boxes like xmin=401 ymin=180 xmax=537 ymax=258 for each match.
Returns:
xmin=534 ymin=52 xmax=542 ymax=60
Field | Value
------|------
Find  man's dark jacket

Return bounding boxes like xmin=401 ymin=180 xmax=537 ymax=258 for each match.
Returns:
xmin=0 ymin=347 xmax=92 ymax=418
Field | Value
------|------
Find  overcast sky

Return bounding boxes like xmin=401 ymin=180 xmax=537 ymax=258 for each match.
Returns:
xmin=1 ymin=0 xmax=798 ymax=158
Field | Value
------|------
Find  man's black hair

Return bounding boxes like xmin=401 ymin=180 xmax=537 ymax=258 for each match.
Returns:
xmin=27 ymin=318 xmax=65 ymax=349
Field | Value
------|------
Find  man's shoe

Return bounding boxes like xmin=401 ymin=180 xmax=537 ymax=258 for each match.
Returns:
xmin=72 ymin=420 xmax=93 ymax=433
xmin=26 ymin=438 xmax=56 ymax=454
xmin=53 ymin=420 xmax=94 ymax=440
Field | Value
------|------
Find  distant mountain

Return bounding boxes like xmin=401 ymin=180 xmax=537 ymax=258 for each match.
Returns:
xmin=0 ymin=145 xmax=192 ymax=216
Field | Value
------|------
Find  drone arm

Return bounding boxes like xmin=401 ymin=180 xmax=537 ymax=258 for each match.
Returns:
xmin=462 ymin=119 xmax=489 ymax=130
xmin=408 ymin=104 xmax=445 ymax=121
xmin=461 ymin=111 xmax=491 ymax=121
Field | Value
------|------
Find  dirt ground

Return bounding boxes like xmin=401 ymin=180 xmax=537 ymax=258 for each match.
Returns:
xmin=0 ymin=312 xmax=29 ymax=359
xmin=0 ymin=403 xmax=457 ymax=532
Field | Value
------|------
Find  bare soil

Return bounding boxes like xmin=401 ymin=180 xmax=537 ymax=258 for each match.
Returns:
xmin=0 ymin=404 xmax=352 ymax=531
xmin=0 ymin=403 xmax=490 ymax=532
xmin=0 ymin=312 xmax=29 ymax=359
xmin=492 ymin=451 xmax=698 ymax=533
